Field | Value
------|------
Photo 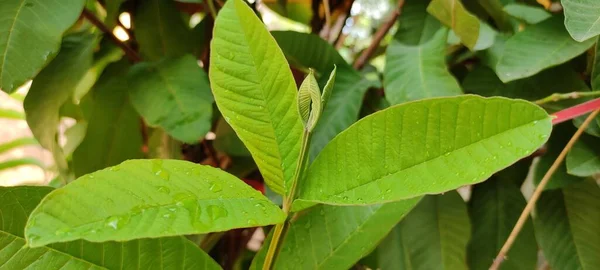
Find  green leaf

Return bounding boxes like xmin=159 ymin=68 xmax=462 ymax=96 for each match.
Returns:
xmin=467 ymin=176 xmax=537 ymax=270
xmin=270 ymin=31 xmax=376 ymax=160
xmin=427 ymin=0 xmax=480 ymax=50
xmin=263 ymin=0 xmax=312 ymax=25
xmin=384 ymin=27 xmax=463 ymax=105
xmin=0 ymin=108 xmax=24 ymax=119
xmin=251 ymin=199 xmax=420 ymax=270
xmin=0 ymin=137 xmax=38 ymax=155
xmin=0 ymin=186 xmax=222 ymax=270
xmin=477 ymin=0 xmax=512 ymax=31
xmin=0 ymin=0 xmax=86 ymax=93
xmin=562 ymin=0 xmax=600 ymax=41
xmin=214 ymin=117 xmax=251 ymax=157
xmin=503 ymin=3 xmax=551 ymax=24
xmin=535 ymin=125 xmax=584 ymax=189
xmin=104 ymin=0 xmax=126 ymax=28
xmin=393 ymin=0 xmax=441 ymax=46
xmin=376 ymin=192 xmax=470 ymax=270
xmin=73 ymin=61 xmax=143 ymax=177
xmin=591 ymin=40 xmax=600 ymax=90
xmin=128 ymin=55 xmax=214 ymax=144
xmin=320 ymin=65 xmax=336 ymax=109
xmin=25 ymin=159 xmax=286 ymax=247
xmin=293 ymin=95 xmax=552 ymax=210
xmin=134 ymin=0 xmax=193 ymax=61
xmin=496 ymin=16 xmax=595 ymax=82
xmin=297 ymin=69 xmax=322 ymax=132
xmin=566 ymin=133 xmax=600 ymax=177
xmin=0 ymin=158 xmax=44 ymax=171
xmin=209 ymin=0 xmax=304 ymax=195
xmin=23 ymin=33 xmax=96 ymax=169
xmin=534 ymin=180 xmax=600 ymax=270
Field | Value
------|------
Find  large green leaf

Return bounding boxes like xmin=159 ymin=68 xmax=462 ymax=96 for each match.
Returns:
xmin=270 ymin=31 xmax=378 ymax=160
xmin=384 ymin=27 xmax=462 ymax=105
xmin=251 ymin=199 xmax=420 ymax=270
xmin=535 ymin=125 xmax=584 ymax=189
xmin=468 ymin=176 xmax=537 ymax=270
xmin=209 ymin=0 xmax=303 ymax=195
xmin=73 ymin=61 xmax=143 ymax=177
xmin=0 ymin=186 xmax=222 ymax=270
xmin=566 ymin=133 xmax=600 ymax=177
xmin=562 ymin=0 xmax=600 ymax=42
xmin=293 ymin=96 xmax=551 ymax=209
xmin=23 ymin=33 xmax=96 ymax=171
xmin=134 ymin=0 xmax=193 ymax=61
xmin=592 ymin=41 xmax=600 ymax=90
xmin=376 ymin=192 xmax=470 ymax=270
xmin=128 ymin=55 xmax=213 ymax=144
xmin=534 ymin=180 xmax=600 ymax=270
xmin=427 ymin=0 xmax=480 ymax=50
xmin=25 ymin=159 xmax=286 ymax=247
xmin=263 ymin=0 xmax=312 ymax=25
xmin=394 ymin=0 xmax=441 ymax=46
xmin=0 ymin=0 xmax=85 ymax=93
xmin=496 ymin=16 xmax=595 ymax=82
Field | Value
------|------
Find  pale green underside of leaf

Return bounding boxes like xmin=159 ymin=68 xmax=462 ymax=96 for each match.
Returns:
xmin=293 ymin=95 xmax=552 ymax=210
xmin=496 ymin=16 xmax=595 ymax=82
xmin=562 ymin=0 xmax=600 ymax=42
xmin=468 ymin=178 xmax=537 ymax=270
xmin=0 ymin=186 xmax=221 ymax=270
xmin=73 ymin=61 xmax=143 ymax=177
xmin=534 ymin=180 xmax=600 ymax=270
xmin=0 ymin=0 xmax=85 ymax=93
xmin=134 ymin=0 xmax=194 ymax=61
xmin=251 ymin=198 xmax=420 ymax=270
xmin=23 ymin=33 xmax=96 ymax=170
xmin=128 ymin=55 xmax=214 ymax=144
xmin=209 ymin=0 xmax=303 ymax=195
xmin=25 ymin=159 xmax=286 ymax=247
xmin=503 ymin=4 xmax=551 ymax=25
xmin=377 ymin=192 xmax=470 ymax=270
xmin=427 ymin=0 xmax=480 ymax=50
xmin=566 ymin=133 xmax=600 ymax=177
xmin=384 ymin=27 xmax=463 ymax=105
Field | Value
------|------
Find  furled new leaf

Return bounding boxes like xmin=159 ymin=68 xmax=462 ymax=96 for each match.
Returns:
xmin=128 ymin=55 xmax=214 ymax=144
xmin=427 ymin=0 xmax=480 ymax=50
xmin=562 ymin=0 xmax=600 ymax=42
xmin=376 ymin=192 xmax=470 ymax=270
xmin=209 ymin=0 xmax=304 ymax=195
xmin=496 ymin=16 xmax=595 ymax=82
xmin=384 ymin=27 xmax=463 ymax=105
xmin=293 ymin=96 xmax=552 ymax=209
xmin=468 ymin=176 xmax=537 ymax=270
xmin=134 ymin=0 xmax=193 ymax=61
xmin=25 ymin=159 xmax=286 ymax=247
xmin=566 ymin=133 xmax=600 ymax=177
xmin=0 ymin=0 xmax=85 ymax=93
xmin=73 ymin=61 xmax=143 ymax=177
xmin=297 ymin=69 xmax=322 ymax=132
xmin=534 ymin=180 xmax=600 ymax=270
xmin=0 ymin=186 xmax=222 ymax=270
xmin=251 ymin=199 xmax=420 ymax=270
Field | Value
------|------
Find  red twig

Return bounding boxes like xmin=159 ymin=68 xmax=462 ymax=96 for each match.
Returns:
xmin=551 ymin=98 xmax=600 ymax=125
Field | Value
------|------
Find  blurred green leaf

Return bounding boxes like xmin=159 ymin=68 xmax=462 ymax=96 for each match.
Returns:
xmin=214 ymin=117 xmax=251 ymax=157
xmin=503 ymin=3 xmax=551 ymax=24
xmin=566 ymin=133 xmax=600 ymax=177
xmin=534 ymin=180 xmax=600 ymax=270
xmin=535 ymin=125 xmax=584 ymax=189
xmin=26 ymin=159 xmax=286 ymax=247
xmin=591 ymin=41 xmax=600 ymax=90
xmin=562 ymin=0 xmax=600 ymax=42
xmin=263 ymin=0 xmax=312 ymax=25
xmin=0 ymin=158 xmax=44 ymax=171
xmin=0 ymin=108 xmax=25 ymax=120
xmin=294 ymin=96 xmax=552 ymax=209
xmin=496 ymin=16 xmax=595 ymax=82
xmin=0 ymin=0 xmax=86 ymax=93
xmin=73 ymin=60 xmax=143 ymax=177
xmin=0 ymin=137 xmax=38 ymax=155
xmin=0 ymin=186 xmax=222 ymax=270
xmin=128 ymin=55 xmax=213 ymax=144
xmin=251 ymin=199 xmax=420 ymax=270
xmin=427 ymin=0 xmax=480 ymax=50
xmin=377 ymin=192 xmax=470 ymax=270
xmin=210 ymin=0 xmax=303 ymax=195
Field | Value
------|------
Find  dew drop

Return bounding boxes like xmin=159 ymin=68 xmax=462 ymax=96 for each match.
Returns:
xmin=157 ymin=186 xmax=171 ymax=194
xmin=176 ymin=201 xmax=184 ymax=207
xmin=163 ymin=213 xmax=172 ymax=219
xmin=209 ymin=182 xmax=222 ymax=192
xmin=247 ymin=218 xmax=258 ymax=226
xmin=208 ymin=205 xmax=228 ymax=220
xmin=105 ymin=216 xmax=120 ymax=229
xmin=55 ymin=228 xmax=71 ymax=236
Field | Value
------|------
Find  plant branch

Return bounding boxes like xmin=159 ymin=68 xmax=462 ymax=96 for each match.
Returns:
xmin=81 ymin=8 xmax=141 ymax=62
xmin=352 ymin=0 xmax=404 ymax=70
xmin=207 ymin=0 xmax=218 ymax=19
xmin=490 ymin=108 xmax=600 ymax=270
xmin=535 ymin=91 xmax=600 ymax=105
xmin=550 ymin=97 xmax=600 ymax=125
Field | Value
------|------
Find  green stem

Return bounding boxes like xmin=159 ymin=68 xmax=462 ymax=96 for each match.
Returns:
xmin=534 ymin=90 xmax=600 ymax=105
xmin=207 ymin=0 xmax=218 ymax=19
xmin=262 ymin=129 xmax=311 ymax=270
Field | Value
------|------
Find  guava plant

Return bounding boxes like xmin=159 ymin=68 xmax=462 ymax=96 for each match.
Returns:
xmin=1 ymin=0 xmax=600 ymax=269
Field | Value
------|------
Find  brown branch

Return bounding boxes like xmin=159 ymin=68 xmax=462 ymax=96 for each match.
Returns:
xmin=352 ymin=0 xmax=404 ymax=70
xmin=81 ymin=8 xmax=141 ymax=63
xmin=490 ymin=108 xmax=600 ymax=270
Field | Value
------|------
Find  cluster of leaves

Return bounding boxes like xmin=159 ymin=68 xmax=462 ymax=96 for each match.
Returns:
xmin=0 ymin=0 xmax=599 ymax=269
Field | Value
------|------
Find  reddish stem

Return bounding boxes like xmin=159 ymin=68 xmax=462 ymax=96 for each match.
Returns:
xmin=551 ymin=98 xmax=600 ymax=125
